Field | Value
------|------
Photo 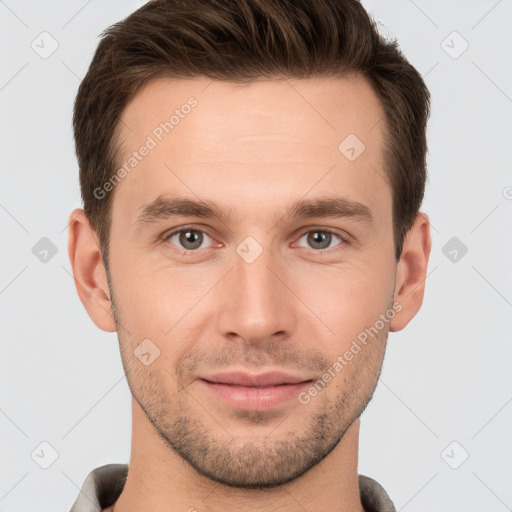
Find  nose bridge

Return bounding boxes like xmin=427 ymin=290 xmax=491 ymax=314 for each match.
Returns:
xmin=216 ymin=239 xmax=295 ymax=343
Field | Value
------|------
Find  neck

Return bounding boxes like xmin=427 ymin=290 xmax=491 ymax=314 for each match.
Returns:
xmin=111 ymin=398 xmax=365 ymax=512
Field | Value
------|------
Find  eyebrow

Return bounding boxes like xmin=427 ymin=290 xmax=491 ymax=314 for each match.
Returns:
xmin=134 ymin=194 xmax=373 ymax=228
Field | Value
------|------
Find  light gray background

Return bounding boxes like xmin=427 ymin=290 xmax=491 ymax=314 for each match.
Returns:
xmin=1 ymin=0 xmax=511 ymax=510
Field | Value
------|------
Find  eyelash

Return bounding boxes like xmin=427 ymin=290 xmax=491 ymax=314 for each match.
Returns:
xmin=161 ymin=225 xmax=349 ymax=255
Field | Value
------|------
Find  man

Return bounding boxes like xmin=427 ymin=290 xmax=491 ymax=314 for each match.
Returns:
xmin=67 ymin=0 xmax=431 ymax=510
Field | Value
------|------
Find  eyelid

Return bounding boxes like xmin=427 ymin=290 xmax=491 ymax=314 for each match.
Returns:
xmin=292 ymin=226 xmax=350 ymax=251
xmin=160 ymin=224 xmax=351 ymax=252
xmin=161 ymin=224 xmax=220 ymax=249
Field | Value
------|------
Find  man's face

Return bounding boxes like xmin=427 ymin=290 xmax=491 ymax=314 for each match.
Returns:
xmin=107 ymin=75 xmax=396 ymax=487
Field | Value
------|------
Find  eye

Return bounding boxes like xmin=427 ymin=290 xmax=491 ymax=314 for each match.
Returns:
xmin=165 ymin=227 xmax=215 ymax=252
xmin=295 ymin=229 xmax=346 ymax=251
xmin=161 ymin=226 xmax=348 ymax=255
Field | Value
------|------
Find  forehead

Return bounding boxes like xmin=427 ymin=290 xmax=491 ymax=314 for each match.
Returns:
xmin=119 ymin=74 xmax=385 ymax=151
xmin=112 ymin=74 xmax=389 ymax=222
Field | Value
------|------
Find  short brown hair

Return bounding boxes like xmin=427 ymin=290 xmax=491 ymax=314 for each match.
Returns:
xmin=73 ymin=0 xmax=430 ymax=269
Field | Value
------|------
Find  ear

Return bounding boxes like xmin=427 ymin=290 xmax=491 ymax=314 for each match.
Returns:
xmin=67 ymin=208 xmax=117 ymax=332
xmin=389 ymin=212 xmax=432 ymax=332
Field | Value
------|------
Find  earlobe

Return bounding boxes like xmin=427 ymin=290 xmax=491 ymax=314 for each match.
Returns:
xmin=389 ymin=212 xmax=432 ymax=332
xmin=67 ymin=208 xmax=117 ymax=332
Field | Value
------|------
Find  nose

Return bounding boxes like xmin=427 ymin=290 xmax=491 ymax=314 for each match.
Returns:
xmin=215 ymin=242 xmax=298 ymax=346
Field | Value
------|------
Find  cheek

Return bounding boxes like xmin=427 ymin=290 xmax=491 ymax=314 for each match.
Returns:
xmin=111 ymin=258 xmax=219 ymax=357
xmin=291 ymin=260 xmax=393 ymax=345
xmin=110 ymin=234 xmax=395 ymax=361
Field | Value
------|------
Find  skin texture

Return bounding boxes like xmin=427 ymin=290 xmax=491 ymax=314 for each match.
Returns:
xmin=68 ymin=74 xmax=431 ymax=512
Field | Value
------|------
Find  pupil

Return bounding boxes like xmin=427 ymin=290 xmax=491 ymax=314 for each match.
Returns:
xmin=181 ymin=230 xmax=202 ymax=249
xmin=309 ymin=231 xmax=329 ymax=249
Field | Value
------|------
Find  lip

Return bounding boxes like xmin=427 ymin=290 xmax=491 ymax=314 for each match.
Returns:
xmin=199 ymin=371 xmax=312 ymax=411
xmin=200 ymin=370 xmax=310 ymax=387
